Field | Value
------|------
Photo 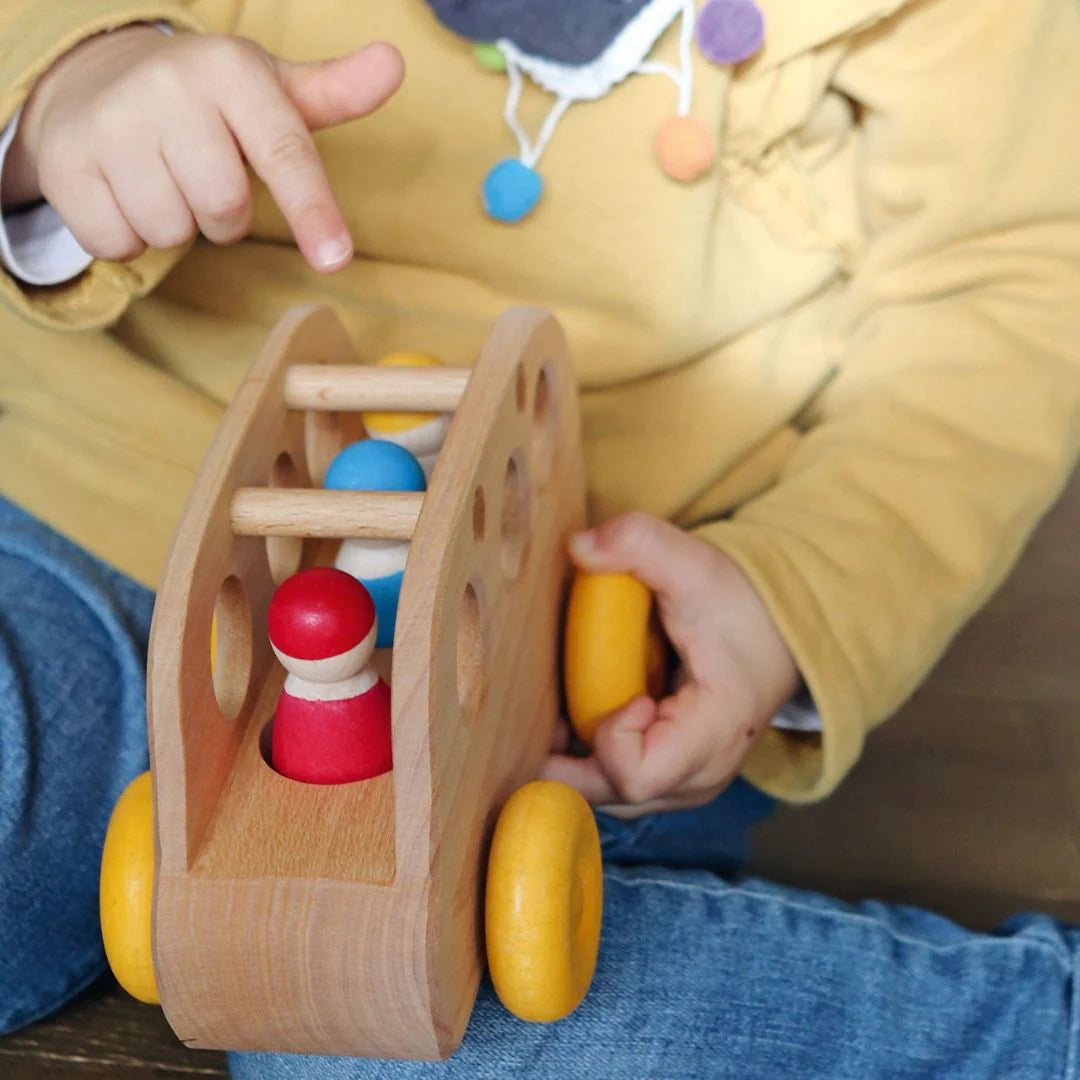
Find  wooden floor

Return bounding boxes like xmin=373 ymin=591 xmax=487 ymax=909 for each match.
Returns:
xmin=4 ymin=466 xmax=1079 ymax=1076
xmin=0 ymin=977 xmax=226 ymax=1078
xmin=752 ymin=463 xmax=1080 ymax=929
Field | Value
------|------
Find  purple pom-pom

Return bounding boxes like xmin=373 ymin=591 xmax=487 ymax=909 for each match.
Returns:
xmin=696 ymin=0 xmax=766 ymax=65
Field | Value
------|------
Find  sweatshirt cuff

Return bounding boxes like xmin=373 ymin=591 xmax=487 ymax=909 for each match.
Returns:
xmin=693 ymin=517 xmax=865 ymax=803
xmin=0 ymin=2 xmax=203 ymax=329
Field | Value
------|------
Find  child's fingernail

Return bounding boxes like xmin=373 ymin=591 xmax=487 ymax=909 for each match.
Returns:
xmin=313 ymin=235 xmax=352 ymax=270
xmin=569 ymin=530 xmax=596 ymax=558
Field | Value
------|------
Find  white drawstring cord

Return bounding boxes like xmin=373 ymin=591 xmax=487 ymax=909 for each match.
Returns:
xmin=503 ymin=56 xmax=573 ymax=168
xmin=635 ymin=0 xmax=696 ymax=115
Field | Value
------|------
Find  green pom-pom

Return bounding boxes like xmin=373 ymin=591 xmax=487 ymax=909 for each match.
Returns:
xmin=473 ymin=42 xmax=507 ymax=72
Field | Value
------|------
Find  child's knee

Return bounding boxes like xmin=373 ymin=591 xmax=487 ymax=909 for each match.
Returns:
xmin=0 ymin=506 xmax=153 ymax=1031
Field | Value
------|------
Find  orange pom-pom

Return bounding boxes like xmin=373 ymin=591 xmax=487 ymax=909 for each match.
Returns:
xmin=655 ymin=116 xmax=716 ymax=182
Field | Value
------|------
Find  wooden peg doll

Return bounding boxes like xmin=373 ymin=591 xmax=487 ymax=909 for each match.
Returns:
xmin=268 ymin=567 xmax=392 ymax=784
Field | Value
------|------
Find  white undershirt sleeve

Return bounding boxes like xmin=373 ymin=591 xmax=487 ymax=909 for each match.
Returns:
xmin=0 ymin=109 xmax=93 ymax=286
xmin=0 ymin=21 xmax=175 ymax=286
xmin=771 ymin=689 xmax=823 ymax=733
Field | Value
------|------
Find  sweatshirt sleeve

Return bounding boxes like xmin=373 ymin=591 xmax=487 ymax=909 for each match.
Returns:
xmin=0 ymin=1 xmax=237 ymax=330
xmin=697 ymin=0 xmax=1080 ymax=803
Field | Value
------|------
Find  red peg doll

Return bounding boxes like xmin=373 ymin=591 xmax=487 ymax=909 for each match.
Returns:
xmin=267 ymin=567 xmax=392 ymax=784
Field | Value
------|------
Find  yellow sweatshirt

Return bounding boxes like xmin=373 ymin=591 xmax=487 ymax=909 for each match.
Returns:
xmin=0 ymin=0 xmax=1078 ymax=802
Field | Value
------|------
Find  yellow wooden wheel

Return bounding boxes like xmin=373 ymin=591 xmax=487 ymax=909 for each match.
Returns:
xmin=100 ymin=770 xmax=159 ymax=1004
xmin=486 ymin=780 xmax=603 ymax=1022
xmin=563 ymin=572 xmax=666 ymax=745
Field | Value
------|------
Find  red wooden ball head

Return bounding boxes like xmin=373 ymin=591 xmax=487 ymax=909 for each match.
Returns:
xmin=268 ymin=567 xmax=392 ymax=784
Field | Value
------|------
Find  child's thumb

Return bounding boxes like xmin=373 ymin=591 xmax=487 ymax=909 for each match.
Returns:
xmin=276 ymin=42 xmax=404 ymax=132
xmin=569 ymin=511 xmax=703 ymax=601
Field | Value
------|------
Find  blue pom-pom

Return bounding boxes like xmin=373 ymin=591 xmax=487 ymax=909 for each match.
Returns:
xmin=324 ymin=439 xmax=427 ymax=493
xmin=483 ymin=159 xmax=543 ymax=223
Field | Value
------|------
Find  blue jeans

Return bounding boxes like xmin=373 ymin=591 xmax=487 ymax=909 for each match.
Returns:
xmin=2 ymin=496 xmax=1079 ymax=1077
xmin=0 ymin=496 xmax=154 ymax=1031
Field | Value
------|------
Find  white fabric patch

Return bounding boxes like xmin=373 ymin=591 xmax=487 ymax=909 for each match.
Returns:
xmin=495 ymin=0 xmax=696 ymax=170
xmin=496 ymin=0 xmax=684 ymax=102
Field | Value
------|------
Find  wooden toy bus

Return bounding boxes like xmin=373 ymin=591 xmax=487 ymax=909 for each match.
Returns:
xmin=100 ymin=304 xmax=611 ymax=1059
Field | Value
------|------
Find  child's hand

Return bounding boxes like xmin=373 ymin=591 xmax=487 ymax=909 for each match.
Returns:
xmin=543 ymin=512 xmax=799 ymax=817
xmin=1 ymin=25 xmax=404 ymax=272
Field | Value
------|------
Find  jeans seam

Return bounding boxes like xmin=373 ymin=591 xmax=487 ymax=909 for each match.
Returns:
xmin=611 ymin=873 xmax=1077 ymax=969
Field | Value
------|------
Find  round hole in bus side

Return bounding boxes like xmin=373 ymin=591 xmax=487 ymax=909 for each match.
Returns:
xmin=473 ymin=485 xmax=487 ymax=542
xmin=212 ymin=574 xmax=253 ymax=721
xmin=514 ymin=363 xmax=527 ymax=413
xmin=500 ymin=450 xmax=531 ymax=580
xmin=266 ymin=451 xmax=304 ymax=584
xmin=457 ymin=578 xmax=487 ymax=721
xmin=530 ymin=362 xmax=558 ymax=487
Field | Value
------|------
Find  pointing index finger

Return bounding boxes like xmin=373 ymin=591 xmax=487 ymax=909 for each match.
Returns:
xmin=220 ymin=66 xmax=351 ymax=272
